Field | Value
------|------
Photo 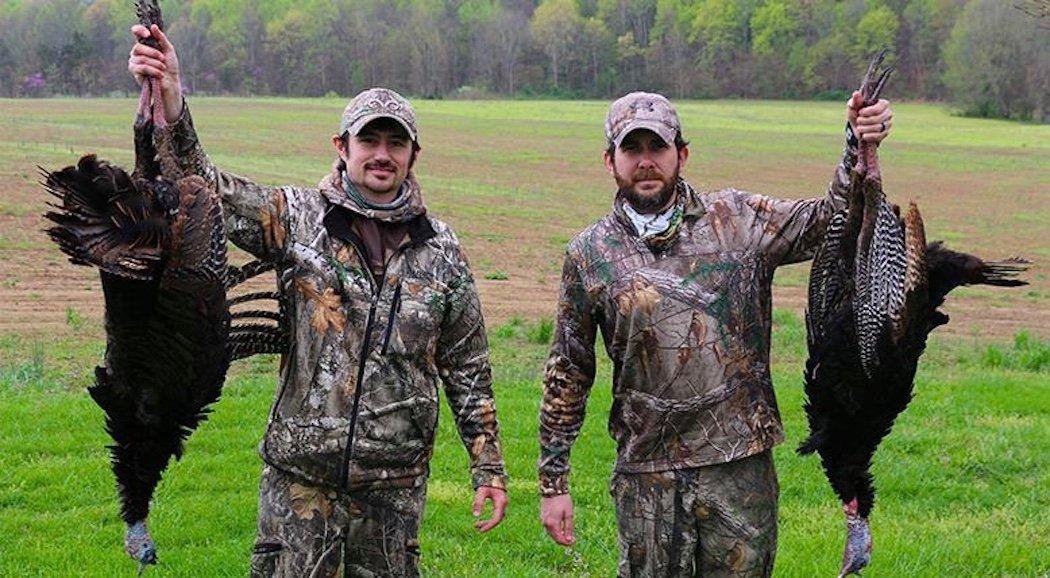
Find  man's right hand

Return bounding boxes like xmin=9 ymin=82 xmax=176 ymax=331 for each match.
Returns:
xmin=128 ymin=24 xmax=183 ymax=124
xmin=540 ymin=493 xmax=576 ymax=546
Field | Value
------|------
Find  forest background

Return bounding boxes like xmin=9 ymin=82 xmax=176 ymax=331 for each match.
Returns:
xmin=0 ymin=0 xmax=1046 ymax=121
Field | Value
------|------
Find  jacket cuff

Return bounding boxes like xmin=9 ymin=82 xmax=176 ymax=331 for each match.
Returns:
xmin=539 ymin=472 xmax=569 ymax=497
xmin=472 ymin=469 xmax=507 ymax=491
xmin=165 ymin=97 xmax=200 ymax=158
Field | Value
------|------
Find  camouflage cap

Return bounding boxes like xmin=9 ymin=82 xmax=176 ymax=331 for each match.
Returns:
xmin=605 ymin=92 xmax=681 ymax=149
xmin=339 ymin=88 xmax=419 ymax=143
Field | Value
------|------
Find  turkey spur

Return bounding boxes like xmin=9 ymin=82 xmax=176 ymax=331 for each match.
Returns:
xmin=799 ymin=51 xmax=1029 ymax=577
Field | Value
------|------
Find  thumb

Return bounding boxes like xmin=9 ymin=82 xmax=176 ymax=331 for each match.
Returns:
xmin=472 ymin=490 xmax=486 ymax=517
xmin=846 ymin=91 xmax=861 ymax=110
xmin=152 ymin=25 xmax=173 ymax=52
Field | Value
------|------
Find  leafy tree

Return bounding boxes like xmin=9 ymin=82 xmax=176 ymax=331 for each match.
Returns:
xmin=944 ymin=0 xmax=1049 ymax=121
xmin=531 ymin=0 xmax=583 ymax=89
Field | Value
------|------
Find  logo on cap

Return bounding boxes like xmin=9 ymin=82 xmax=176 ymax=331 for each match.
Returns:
xmin=604 ymin=92 xmax=681 ymax=149
xmin=340 ymin=88 xmax=419 ymax=143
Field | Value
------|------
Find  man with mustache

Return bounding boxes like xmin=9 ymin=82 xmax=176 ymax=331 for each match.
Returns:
xmin=128 ymin=25 xmax=507 ymax=577
xmin=538 ymin=92 xmax=891 ymax=576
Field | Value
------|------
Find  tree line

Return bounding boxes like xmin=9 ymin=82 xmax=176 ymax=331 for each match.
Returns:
xmin=0 ymin=0 xmax=1045 ymax=121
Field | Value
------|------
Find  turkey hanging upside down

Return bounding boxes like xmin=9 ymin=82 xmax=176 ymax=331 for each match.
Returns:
xmin=41 ymin=3 xmax=287 ymax=573
xmin=799 ymin=51 xmax=1029 ymax=577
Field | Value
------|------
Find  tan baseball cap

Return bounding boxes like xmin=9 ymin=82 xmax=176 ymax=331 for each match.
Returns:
xmin=604 ymin=92 xmax=681 ymax=148
xmin=339 ymin=88 xmax=419 ymax=143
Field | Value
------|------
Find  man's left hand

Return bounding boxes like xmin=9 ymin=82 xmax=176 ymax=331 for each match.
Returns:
xmin=472 ymin=486 xmax=508 ymax=533
xmin=847 ymin=91 xmax=893 ymax=145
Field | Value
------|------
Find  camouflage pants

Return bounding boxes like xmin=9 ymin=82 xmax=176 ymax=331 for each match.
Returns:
xmin=249 ymin=465 xmax=427 ymax=578
xmin=611 ymin=451 xmax=779 ymax=578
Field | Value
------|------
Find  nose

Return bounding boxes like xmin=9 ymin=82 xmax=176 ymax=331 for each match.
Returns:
xmin=373 ymin=142 xmax=392 ymax=162
xmin=637 ymin=155 xmax=656 ymax=170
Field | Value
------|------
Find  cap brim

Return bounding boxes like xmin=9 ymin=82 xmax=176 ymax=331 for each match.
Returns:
xmin=612 ymin=120 xmax=676 ymax=149
xmin=343 ymin=113 xmax=418 ymax=143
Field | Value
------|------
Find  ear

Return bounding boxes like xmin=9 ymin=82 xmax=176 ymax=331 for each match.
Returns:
xmin=332 ymin=134 xmax=349 ymax=160
xmin=677 ymin=144 xmax=690 ymax=167
xmin=603 ymin=149 xmax=615 ymax=175
xmin=408 ymin=146 xmax=421 ymax=170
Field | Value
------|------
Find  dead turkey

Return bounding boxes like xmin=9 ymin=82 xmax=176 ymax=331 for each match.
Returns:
xmin=40 ymin=3 xmax=286 ymax=572
xmin=799 ymin=51 xmax=1029 ymax=577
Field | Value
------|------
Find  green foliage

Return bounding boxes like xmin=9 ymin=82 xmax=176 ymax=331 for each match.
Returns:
xmin=64 ymin=306 xmax=85 ymax=331
xmin=0 ymin=0 xmax=1043 ymax=118
xmin=484 ymin=270 xmax=510 ymax=280
xmin=980 ymin=331 xmax=1049 ymax=373
xmin=0 ymin=344 xmax=45 ymax=389
xmin=943 ymin=0 xmax=1048 ymax=122
xmin=527 ymin=318 xmax=555 ymax=345
xmin=853 ymin=4 xmax=899 ymax=62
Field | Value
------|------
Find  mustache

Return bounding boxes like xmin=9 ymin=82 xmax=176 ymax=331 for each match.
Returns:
xmin=365 ymin=160 xmax=399 ymax=171
xmin=631 ymin=167 xmax=666 ymax=182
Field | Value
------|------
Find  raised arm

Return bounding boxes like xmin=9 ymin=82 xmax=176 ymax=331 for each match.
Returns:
xmin=128 ymin=24 xmax=288 ymax=260
xmin=746 ymin=94 xmax=893 ymax=266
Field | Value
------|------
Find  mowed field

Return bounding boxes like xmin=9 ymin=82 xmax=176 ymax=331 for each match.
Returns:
xmin=0 ymin=98 xmax=1047 ymax=577
xmin=0 ymin=97 xmax=1047 ymax=337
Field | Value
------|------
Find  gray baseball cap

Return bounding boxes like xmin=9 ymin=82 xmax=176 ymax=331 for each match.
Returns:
xmin=604 ymin=92 xmax=681 ymax=148
xmin=339 ymin=88 xmax=419 ymax=143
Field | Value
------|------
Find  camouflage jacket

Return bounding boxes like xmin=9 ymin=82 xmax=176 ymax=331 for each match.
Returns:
xmin=158 ymin=103 xmax=506 ymax=492
xmin=538 ymin=149 xmax=856 ymax=496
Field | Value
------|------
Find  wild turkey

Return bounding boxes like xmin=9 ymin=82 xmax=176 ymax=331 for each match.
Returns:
xmin=41 ymin=2 xmax=287 ymax=571
xmin=799 ymin=51 xmax=1029 ymax=577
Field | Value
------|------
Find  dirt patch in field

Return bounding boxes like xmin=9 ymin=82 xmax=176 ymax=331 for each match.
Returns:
xmin=1 ymin=98 xmax=1045 ymax=343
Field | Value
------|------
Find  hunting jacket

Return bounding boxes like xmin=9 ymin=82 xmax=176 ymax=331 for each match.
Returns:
xmin=538 ymin=147 xmax=857 ymax=496
xmin=158 ymin=103 xmax=506 ymax=492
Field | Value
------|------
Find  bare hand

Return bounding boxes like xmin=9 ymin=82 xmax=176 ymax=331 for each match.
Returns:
xmin=847 ymin=91 xmax=892 ymax=145
xmin=540 ymin=493 xmax=575 ymax=546
xmin=128 ymin=24 xmax=182 ymax=124
xmin=472 ymin=486 xmax=508 ymax=533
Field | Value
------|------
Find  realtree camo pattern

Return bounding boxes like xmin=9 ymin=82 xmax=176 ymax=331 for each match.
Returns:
xmin=250 ymin=465 xmax=426 ymax=578
xmin=159 ymin=103 xmax=506 ymax=492
xmin=538 ymin=150 xmax=855 ymax=496
xmin=611 ymin=451 xmax=778 ymax=578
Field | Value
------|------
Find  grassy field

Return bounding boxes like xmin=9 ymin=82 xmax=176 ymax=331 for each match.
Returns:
xmin=0 ymin=97 xmax=1047 ymax=576
xmin=0 ymin=317 xmax=1047 ymax=577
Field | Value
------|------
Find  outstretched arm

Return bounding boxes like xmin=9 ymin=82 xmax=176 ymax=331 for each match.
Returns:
xmin=128 ymin=25 xmax=288 ymax=260
xmin=749 ymin=94 xmax=893 ymax=266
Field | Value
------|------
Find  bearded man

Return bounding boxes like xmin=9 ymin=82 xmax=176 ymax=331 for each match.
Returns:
xmin=128 ymin=24 xmax=507 ymax=577
xmin=538 ymin=92 xmax=892 ymax=577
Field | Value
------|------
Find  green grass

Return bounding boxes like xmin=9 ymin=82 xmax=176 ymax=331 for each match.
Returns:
xmin=0 ymin=315 xmax=1046 ymax=577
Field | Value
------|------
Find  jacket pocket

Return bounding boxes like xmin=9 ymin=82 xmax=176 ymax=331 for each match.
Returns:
xmin=352 ymin=384 xmax=439 ymax=470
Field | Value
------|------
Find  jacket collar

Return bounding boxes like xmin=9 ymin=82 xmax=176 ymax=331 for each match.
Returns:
xmin=322 ymin=203 xmax=436 ymax=249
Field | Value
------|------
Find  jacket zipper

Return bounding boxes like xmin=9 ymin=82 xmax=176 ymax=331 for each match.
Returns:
xmin=338 ymin=239 xmax=408 ymax=490
xmin=380 ymin=282 xmax=403 ymax=355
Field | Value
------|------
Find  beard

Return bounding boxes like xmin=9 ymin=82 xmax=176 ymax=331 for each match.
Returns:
xmin=614 ymin=164 xmax=680 ymax=214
